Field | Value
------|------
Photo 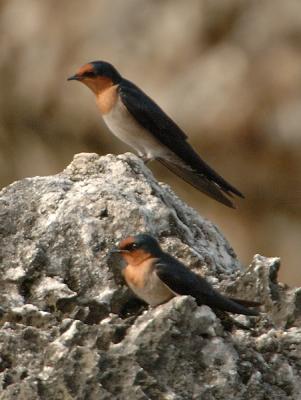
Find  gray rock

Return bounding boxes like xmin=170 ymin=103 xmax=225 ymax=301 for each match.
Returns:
xmin=0 ymin=153 xmax=300 ymax=399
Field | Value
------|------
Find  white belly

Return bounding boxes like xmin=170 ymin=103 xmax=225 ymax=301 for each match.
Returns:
xmin=127 ymin=271 xmax=175 ymax=307
xmin=103 ymin=97 xmax=168 ymax=159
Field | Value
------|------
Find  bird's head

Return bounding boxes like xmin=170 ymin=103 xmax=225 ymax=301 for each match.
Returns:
xmin=113 ymin=234 xmax=162 ymax=265
xmin=67 ymin=61 xmax=122 ymax=94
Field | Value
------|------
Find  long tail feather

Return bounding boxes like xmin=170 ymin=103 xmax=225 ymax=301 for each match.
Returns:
xmin=158 ymin=158 xmax=235 ymax=208
xmin=228 ymin=298 xmax=261 ymax=308
xmin=202 ymin=292 xmax=260 ymax=316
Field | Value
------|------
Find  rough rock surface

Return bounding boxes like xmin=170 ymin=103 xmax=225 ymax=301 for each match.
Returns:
xmin=2 ymin=0 xmax=301 ymax=286
xmin=0 ymin=153 xmax=300 ymax=399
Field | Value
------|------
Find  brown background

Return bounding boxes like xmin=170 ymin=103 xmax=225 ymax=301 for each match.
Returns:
xmin=1 ymin=0 xmax=300 ymax=285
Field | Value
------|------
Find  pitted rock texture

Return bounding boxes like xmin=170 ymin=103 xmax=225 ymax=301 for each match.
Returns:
xmin=0 ymin=153 xmax=300 ymax=399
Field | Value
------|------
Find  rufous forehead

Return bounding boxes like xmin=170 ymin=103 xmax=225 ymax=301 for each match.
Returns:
xmin=119 ymin=236 xmax=135 ymax=249
xmin=77 ymin=63 xmax=94 ymax=76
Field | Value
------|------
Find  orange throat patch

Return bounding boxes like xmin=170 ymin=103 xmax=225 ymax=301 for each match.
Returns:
xmin=95 ymin=84 xmax=119 ymax=115
xmin=121 ymin=249 xmax=153 ymax=267
xmin=80 ymin=75 xmax=118 ymax=115
xmin=122 ymin=256 xmax=156 ymax=289
xmin=123 ymin=264 xmax=147 ymax=289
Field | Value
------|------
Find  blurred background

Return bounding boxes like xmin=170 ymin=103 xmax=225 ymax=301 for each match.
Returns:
xmin=0 ymin=0 xmax=300 ymax=285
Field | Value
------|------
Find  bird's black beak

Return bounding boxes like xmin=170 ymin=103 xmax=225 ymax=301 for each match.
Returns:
xmin=67 ymin=74 xmax=80 ymax=81
xmin=110 ymin=249 xmax=122 ymax=254
xmin=109 ymin=249 xmax=129 ymax=255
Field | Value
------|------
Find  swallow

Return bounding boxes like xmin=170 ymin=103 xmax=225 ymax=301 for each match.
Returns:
xmin=112 ymin=234 xmax=259 ymax=316
xmin=68 ymin=61 xmax=244 ymax=208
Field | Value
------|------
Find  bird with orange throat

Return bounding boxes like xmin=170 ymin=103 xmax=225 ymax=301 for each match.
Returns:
xmin=112 ymin=234 xmax=259 ymax=316
xmin=68 ymin=61 xmax=244 ymax=208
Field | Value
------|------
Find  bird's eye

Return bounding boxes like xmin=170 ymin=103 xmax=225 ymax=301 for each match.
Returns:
xmin=83 ymin=71 xmax=95 ymax=78
xmin=125 ymin=243 xmax=137 ymax=251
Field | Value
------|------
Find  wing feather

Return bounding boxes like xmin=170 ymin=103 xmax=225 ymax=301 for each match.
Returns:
xmin=158 ymin=158 xmax=235 ymax=208
xmin=155 ymin=254 xmax=259 ymax=316
xmin=118 ymin=80 xmax=244 ymax=203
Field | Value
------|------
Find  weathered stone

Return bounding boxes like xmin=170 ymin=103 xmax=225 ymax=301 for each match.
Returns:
xmin=0 ymin=153 xmax=300 ymax=399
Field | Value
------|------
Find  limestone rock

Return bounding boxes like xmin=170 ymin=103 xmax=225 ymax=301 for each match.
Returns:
xmin=0 ymin=153 xmax=300 ymax=399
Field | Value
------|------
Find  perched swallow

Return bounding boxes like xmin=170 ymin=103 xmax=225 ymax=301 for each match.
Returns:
xmin=68 ymin=61 xmax=244 ymax=208
xmin=112 ymin=234 xmax=259 ymax=316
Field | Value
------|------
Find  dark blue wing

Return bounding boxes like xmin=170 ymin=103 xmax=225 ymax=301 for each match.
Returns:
xmin=118 ymin=79 xmax=188 ymax=143
xmin=118 ymin=79 xmax=243 ymax=204
xmin=155 ymin=254 xmax=258 ymax=316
